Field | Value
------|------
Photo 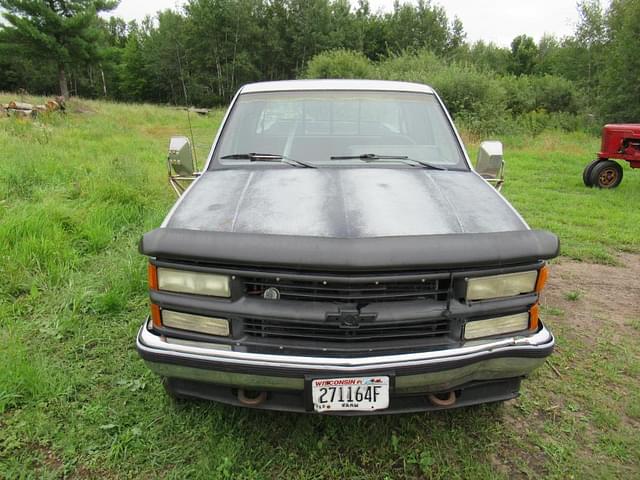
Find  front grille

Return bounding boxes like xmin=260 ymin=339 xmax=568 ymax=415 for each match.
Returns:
xmin=240 ymin=271 xmax=453 ymax=353
xmin=244 ymin=318 xmax=451 ymax=343
xmin=244 ymin=277 xmax=449 ymax=304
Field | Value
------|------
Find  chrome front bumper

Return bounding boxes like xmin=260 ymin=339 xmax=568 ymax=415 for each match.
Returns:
xmin=136 ymin=319 xmax=554 ymax=394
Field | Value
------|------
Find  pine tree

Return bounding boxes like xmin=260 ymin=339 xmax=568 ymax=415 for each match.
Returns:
xmin=0 ymin=0 xmax=118 ymax=97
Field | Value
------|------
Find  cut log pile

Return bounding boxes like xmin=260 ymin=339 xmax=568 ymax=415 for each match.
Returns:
xmin=188 ymin=107 xmax=210 ymax=116
xmin=1 ymin=97 xmax=65 ymax=118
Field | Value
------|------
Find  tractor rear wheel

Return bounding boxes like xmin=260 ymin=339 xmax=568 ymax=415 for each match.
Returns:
xmin=582 ymin=159 xmax=600 ymax=187
xmin=589 ymin=160 xmax=623 ymax=188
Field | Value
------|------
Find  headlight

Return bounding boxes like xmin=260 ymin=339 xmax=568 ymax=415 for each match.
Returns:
xmin=464 ymin=312 xmax=529 ymax=340
xmin=157 ymin=267 xmax=230 ymax=297
xmin=466 ymin=270 xmax=538 ymax=301
xmin=162 ymin=310 xmax=230 ymax=336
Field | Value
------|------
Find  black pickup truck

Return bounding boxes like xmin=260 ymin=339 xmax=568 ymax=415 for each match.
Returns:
xmin=136 ymin=79 xmax=558 ymax=414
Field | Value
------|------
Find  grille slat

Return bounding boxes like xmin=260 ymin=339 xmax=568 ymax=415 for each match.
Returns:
xmin=243 ymin=321 xmax=450 ymax=332
xmin=246 ymin=282 xmax=393 ymax=292
xmin=250 ymin=289 xmax=448 ymax=301
xmin=243 ymin=319 xmax=451 ymax=343
xmin=246 ymin=282 xmax=433 ymax=293
xmin=243 ymin=326 xmax=450 ymax=337
xmin=244 ymin=276 xmax=448 ymax=304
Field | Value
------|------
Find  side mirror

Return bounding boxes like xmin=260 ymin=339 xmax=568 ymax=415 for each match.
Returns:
xmin=168 ymin=136 xmax=195 ymax=176
xmin=168 ymin=136 xmax=197 ymax=195
xmin=476 ymin=141 xmax=505 ymax=191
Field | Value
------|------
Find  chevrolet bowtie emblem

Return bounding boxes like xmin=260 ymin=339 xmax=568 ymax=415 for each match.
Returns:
xmin=326 ymin=309 xmax=377 ymax=329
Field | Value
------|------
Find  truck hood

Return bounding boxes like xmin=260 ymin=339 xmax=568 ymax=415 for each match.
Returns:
xmin=165 ymin=168 xmax=526 ymax=237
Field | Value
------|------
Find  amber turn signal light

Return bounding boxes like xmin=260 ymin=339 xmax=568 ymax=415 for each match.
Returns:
xmin=148 ymin=263 xmax=158 ymax=290
xmin=529 ymin=303 xmax=540 ymax=331
xmin=535 ymin=265 xmax=549 ymax=293
xmin=150 ymin=303 xmax=162 ymax=327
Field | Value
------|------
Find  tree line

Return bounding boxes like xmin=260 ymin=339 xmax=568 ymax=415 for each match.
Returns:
xmin=0 ymin=0 xmax=638 ymax=129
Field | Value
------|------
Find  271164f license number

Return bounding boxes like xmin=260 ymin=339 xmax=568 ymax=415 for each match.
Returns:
xmin=311 ymin=376 xmax=390 ymax=412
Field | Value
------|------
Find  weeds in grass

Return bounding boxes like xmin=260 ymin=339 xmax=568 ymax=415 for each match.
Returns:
xmin=542 ymin=305 xmax=565 ymax=316
xmin=628 ymin=319 xmax=640 ymax=331
xmin=565 ymin=290 xmax=582 ymax=301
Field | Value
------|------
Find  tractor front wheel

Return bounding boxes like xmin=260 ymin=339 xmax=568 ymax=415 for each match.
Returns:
xmin=582 ymin=159 xmax=600 ymax=187
xmin=589 ymin=160 xmax=623 ymax=189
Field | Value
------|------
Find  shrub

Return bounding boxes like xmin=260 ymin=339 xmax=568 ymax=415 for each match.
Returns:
xmin=531 ymin=75 xmax=579 ymax=114
xmin=373 ymin=50 xmax=442 ymax=82
xmin=304 ymin=49 xmax=374 ymax=79
xmin=500 ymin=75 xmax=535 ymax=115
xmin=374 ymin=51 xmax=509 ymax=135
xmin=429 ymin=64 xmax=507 ymax=134
xmin=302 ymin=49 xmax=586 ymax=136
xmin=513 ymin=110 xmax=596 ymax=135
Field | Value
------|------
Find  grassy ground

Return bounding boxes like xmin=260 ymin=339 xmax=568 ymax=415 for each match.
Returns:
xmin=0 ymin=95 xmax=638 ymax=479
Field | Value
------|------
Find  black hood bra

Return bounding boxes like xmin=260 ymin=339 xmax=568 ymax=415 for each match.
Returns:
xmin=140 ymin=228 xmax=559 ymax=272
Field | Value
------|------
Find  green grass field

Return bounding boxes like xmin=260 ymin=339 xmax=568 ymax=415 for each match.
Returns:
xmin=1 ymin=96 xmax=639 ymax=479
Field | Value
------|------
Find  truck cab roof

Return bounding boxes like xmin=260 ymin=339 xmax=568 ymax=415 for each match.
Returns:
xmin=239 ymin=79 xmax=436 ymax=95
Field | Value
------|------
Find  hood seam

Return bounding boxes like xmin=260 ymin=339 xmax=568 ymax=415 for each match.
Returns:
xmin=422 ymin=171 xmax=465 ymax=233
xmin=230 ymin=171 xmax=255 ymax=232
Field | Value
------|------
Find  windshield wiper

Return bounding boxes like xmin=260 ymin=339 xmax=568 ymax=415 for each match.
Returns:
xmin=330 ymin=153 xmax=447 ymax=170
xmin=221 ymin=152 xmax=316 ymax=168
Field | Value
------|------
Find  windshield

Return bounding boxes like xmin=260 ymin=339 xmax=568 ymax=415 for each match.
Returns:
xmin=211 ymin=90 xmax=467 ymax=169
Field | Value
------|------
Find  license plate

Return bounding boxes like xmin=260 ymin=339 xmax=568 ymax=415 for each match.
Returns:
xmin=311 ymin=376 xmax=390 ymax=412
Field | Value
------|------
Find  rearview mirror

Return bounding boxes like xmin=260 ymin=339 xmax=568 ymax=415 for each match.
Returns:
xmin=168 ymin=136 xmax=197 ymax=195
xmin=476 ymin=141 xmax=505 ymax=191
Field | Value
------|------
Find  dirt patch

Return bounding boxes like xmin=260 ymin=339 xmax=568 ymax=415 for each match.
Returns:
xmin=496 ymin=253 xmax=640 ymax=476
xmin=542 ymin=253 xmax=640 ymax=343
xmin=68 ymin=465 xmax=119 ymax=480
xmin=28 ymin=443 xmax=64 ymax=473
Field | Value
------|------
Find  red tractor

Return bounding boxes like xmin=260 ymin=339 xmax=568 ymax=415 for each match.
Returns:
xmin=583 ymin=124 xmax=640 ymax=188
